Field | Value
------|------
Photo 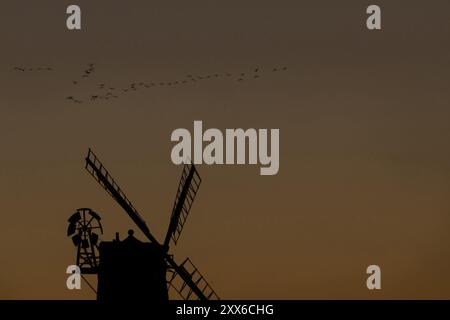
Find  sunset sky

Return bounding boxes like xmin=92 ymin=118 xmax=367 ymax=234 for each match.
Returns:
xmin=0 ymin=0 xmax=450 ymax=299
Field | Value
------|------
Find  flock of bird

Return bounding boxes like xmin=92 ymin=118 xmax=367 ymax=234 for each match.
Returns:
xmin=13 ymin=66 xmax=53 ymax=72
xmin=14 ymin=63 xmax=288 ymax=104
xmin=72 ymin=63 xmax=95 ymax=85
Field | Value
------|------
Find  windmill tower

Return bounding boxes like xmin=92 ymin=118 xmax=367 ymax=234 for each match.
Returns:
xmin=67 ymin=148 xmax=219 ymax=301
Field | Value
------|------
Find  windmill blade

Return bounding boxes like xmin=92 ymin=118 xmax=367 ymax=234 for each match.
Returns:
xmin=84 ymin=148 xmax=160 ymax=245
xmin=68 ymin=211 xmax=81 ymax=224
xmin=166 ymin=256 xmax=219 ymax=301
xmin=67 ymin=222 xmax=77 ymax=236
xmin=164 ymin=163 xmax=201 ymax=249
xmin=87 ymin=209 xmax=102 ymax=221
xmin=82 ymin=239 xmax=90 ymax=248
xmin=89 ymin=232 xmax=99 ymax=246
xmin=71 ymin=234 xmax=81 ymax=246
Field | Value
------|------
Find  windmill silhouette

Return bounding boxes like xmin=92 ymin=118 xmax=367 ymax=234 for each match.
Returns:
xmin=67 ymin=148 xmax=219 ymax=301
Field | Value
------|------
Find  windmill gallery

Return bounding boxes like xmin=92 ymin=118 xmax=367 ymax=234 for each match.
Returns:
xmin=171 ymin=121 xmax=280 ymax=176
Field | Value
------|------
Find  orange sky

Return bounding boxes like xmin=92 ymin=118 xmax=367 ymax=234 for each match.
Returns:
xmin=0 ymin=0 xmax=450 ymax=299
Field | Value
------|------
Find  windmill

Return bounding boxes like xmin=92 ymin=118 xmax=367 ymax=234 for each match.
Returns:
xmin=67 ymin=208 xmax=103 ymax=274
xmin=67 ymin=148 xmax=219 ymax=301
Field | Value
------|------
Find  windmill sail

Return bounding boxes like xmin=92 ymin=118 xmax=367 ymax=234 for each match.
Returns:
xmin=167 ymin=257 xmax=219 ymax=300
xmin=83 ymin=149 xmax=218 ymax=300
xmin=164 ymin=163 xmax=201 ymax=249
xmin=84 ymin=148 xmax=159 ymax=245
